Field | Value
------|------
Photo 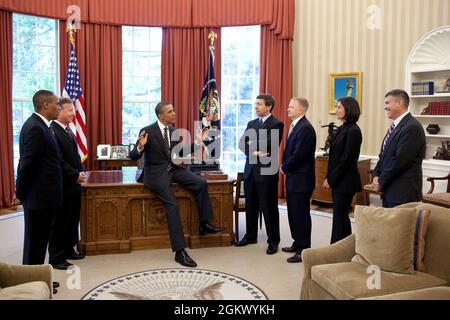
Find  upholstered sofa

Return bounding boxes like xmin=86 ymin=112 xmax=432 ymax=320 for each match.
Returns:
xmin=0 ymin=262 xmax=53 ymax=300
xmin=300 ymin=202 xmax=450 ymax=300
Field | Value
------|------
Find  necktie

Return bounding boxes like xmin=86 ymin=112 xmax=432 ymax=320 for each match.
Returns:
xmin=66 ymin=127 xmax=77 ymax=148
xmin=288 ymin=123 xmax=294 ymax=138
xmin=163 ymin=126 xmax=172 ymax=171
xmin=256 ymin=118 xmax=263 ymax=129
xmin=382 ymin=123 xmax=395 ymax=154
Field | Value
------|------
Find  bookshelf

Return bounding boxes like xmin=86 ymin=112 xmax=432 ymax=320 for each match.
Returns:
xmin=405 ymin=26 xmax=450 ymax=163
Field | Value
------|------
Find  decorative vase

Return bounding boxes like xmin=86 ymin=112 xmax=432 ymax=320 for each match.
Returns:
xmin=426 ymin=124 xmax=440 ymax=135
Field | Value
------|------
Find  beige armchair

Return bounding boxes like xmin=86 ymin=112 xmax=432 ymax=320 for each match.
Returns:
xmin=300 ymin=202 xmax=450 ymax=300
xmin=0 ymin=262 xmax=53 ymax=300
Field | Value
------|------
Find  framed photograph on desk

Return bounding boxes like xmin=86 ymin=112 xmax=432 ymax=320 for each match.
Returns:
xmin=111 ymin=145 xmax=130 ymax=159
xmin=97 ymin=144 xmax=111 ymax=159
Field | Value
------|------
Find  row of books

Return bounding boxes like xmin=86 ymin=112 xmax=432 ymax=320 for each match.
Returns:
xmin=412 ymin=81 xmax=434 ymax=95
xmin=421 ymin=101 xmax=450 ymax=115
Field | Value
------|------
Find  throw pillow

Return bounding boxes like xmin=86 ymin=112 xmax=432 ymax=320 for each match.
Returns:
xmin=413 ymin=208 xmax=430 ymax=272
xmin=352 ymin=205 xmax=418 ymax=274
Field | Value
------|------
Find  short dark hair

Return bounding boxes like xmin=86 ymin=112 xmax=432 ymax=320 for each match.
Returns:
xmin=155 ymin=101 xmax=172 ymax=118
xmin=256 ymin=94 xmax=275 ymax=112
xmin=32 ymin=90 xmax=56 ymax=112
xmin=385 ymin=89 xmax=410 ymax=108
xmin=338 ymin=96 xmax=360 ymax=123
xmin=57 ymin=97 xmax=73 ymax=108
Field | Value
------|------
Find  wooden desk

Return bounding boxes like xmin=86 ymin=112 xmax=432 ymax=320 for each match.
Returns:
xmin=96 ymin=158 xmax=137 ymax=170
xmin=312 ymin=156 xmax=371 ymax=206
xmin=80 ymin=170 xmax=234 ymax=255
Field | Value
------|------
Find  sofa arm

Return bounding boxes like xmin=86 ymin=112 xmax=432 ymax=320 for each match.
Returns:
xmin=0 ymin=263 xmax=53 ymax=296
xmin=302 ymin=234 xmax=356 ymax=280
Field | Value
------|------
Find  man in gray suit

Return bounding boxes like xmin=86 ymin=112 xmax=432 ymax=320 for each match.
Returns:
xmin=129 ymin=101 xmax=222 ymax=268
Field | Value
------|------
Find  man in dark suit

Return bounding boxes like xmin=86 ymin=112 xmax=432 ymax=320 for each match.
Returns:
xmin=235 ymin=94 xmax=284 ymax=255
xmin=49 ymin=98 xmax=87 ymax=269
xmin=280 ymin=97 xmax=316 ymax=263
xmin=372 ymin=89 xmax=426 ymax=208
xmin=129 ymin=101 xmax=222 ymax=268
xmin=15 ymin=90 xmax=64 ymax=268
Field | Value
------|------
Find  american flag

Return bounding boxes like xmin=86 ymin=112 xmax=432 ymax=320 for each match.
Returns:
xmin=62 ymin=31 xmax=87 ymax=162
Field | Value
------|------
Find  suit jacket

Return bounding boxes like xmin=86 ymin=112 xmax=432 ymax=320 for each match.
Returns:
xmin=281 ymin=116 xmax=316 ymax=193
xmin=50 ymin=122 xmax=84 ymax=188
xmin=326 ymin=122 xmax=362 ymax=193
xmin=238 ymin=114 xmax=284 ymax=183
xmin=15 ymin=113 xmax=63 ymax=210
xmin=129 ymin=122 xmax=199 ymax=186
xmin=374 ymin=113 xmax=426 ymax=204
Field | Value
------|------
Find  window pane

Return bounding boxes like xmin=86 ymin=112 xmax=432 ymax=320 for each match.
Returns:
xmin=122 ymin=27 xmax=162 ymax=145
xmin=221 ymin=26 xmax=260 ymax=178
xmin=12 ymin=14 xmax=58 ymax=179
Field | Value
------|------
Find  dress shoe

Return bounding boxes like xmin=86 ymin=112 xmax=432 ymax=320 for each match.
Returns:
xmin=287 ymin=252 xmax=302 ymax=263
xmin=53 ymin=281 xmax=60 ymax=289
xmin=67 ymin=252 xmax=85 ymax=260
xmin=175 ymin=249 xmax=197 ymax=268
xmin=199 ymin=222 xmax=224 ymax=235
xmin=266 ymin=243 xmax=278 ymax=255
xmin=53 ymin=288 xmax=58 ymax=295
xmin=51 ymin=260 xmax=73 ymax=270
xmin=235 ymin=237 xmax=257 ymax=247
xmin=282 ymin=245 xmax=296 ymax=253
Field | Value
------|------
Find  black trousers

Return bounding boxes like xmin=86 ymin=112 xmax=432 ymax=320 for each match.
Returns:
xmin=286 ymin=191 xmax=312 ymax=253
xmin=243 ymin=174 xmax=280 ymax=245
xmin=330 ymin=191 xmax=354 ymax=244
xmin=49 ymin=185 xmax=82 ymax=264
xmin=23 ymin=207 xmax=57 ymax=265
xmin=145 ymin=167 xmax=214 ymax=252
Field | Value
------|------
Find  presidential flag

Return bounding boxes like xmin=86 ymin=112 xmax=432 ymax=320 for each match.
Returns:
xmin=199 ymin=40 xmax=220 ymax=129
xmin=62 ymin=30 xmax=88 ymax=162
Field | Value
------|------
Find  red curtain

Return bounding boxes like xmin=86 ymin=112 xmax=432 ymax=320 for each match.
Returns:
xmin=60 ymin=21 xmax=123 ymax=171
xmin=0 ymin=0 xmax=88 ymax=21
xmin=161 ymin=28 xmax=221 ymax=134
xmin=260 ymin=25 xmax=293 ymax=198
xmin=88 ymin=0 xmax=192 ymax=27
xmin=0 ymin=10 xmax=14 ymax=208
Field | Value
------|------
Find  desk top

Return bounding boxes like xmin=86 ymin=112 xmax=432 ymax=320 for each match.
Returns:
xmin=83 ymin=170 xmax=234 ymax=188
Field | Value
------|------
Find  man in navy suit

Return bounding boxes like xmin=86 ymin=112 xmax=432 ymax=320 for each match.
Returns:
xmin=49 ymin=98 xmax=87 ymax=269
xmin=372 ymin=89 xmax=426 ymax=208
xmin=15 ymin=90 xmax=63 ymax=267
xmin=280 ymin=97 xmax=316 ymax=263
xmin=129 ymin=101 xmax=222 ymax=268
xmin=235 ymin=94 xmax=284 ymax=255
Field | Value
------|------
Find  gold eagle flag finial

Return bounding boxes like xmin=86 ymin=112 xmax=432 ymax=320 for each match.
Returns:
xmin=208 ymin=31 xmax=217 ymax=46
xmin=66 ymin=24 xmax=76 ymax=47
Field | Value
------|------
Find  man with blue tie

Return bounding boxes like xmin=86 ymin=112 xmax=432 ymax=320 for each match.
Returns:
xmin=280 ymin=97 xmax=316 ymax=263
xmin=49 ymin=98 xmax=87 ymax=269
xmin=15 ymin=90 xmax=64 ymax=268
xmin=235 ymin=94 xmax=284 ymax=255
xmin=372 ymin=89 xmax=426 ymax=208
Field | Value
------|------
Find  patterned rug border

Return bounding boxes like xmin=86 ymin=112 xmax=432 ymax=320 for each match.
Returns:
xmin=81 ymin=268 xmax=269 ymax=300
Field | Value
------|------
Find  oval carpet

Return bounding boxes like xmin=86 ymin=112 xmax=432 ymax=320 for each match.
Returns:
xmin=82 ymin=268 xmax=268 ymax=300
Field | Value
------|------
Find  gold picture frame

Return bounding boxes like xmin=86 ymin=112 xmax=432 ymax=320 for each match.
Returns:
xmin=329 ymin=72 xmax=362 ymax=113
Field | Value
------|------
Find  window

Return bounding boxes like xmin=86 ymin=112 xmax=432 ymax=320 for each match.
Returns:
xmin=122 ymin=26 xmax=162 ymax=145
xmin=220 ymin=26 xmax=260 ymax=179
xmin=12 ymin=14 xmax=58 ymax=177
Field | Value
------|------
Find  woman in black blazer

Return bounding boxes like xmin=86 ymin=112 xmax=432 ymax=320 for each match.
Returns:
xmin=323 ymin=97 xmax=362 ymax=244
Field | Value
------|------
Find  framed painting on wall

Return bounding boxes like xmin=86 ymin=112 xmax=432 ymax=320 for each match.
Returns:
xmin=329 ymin=72 xmax=362 ymax=113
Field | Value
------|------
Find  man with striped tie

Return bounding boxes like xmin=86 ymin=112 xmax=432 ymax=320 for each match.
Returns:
xmin=49 ymin=98 xmax=87 ymax=270
xmin=129 ymin=101 xmax=223 ymax=268
xmin=372 ymin=89 xmax=426 ymax=208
